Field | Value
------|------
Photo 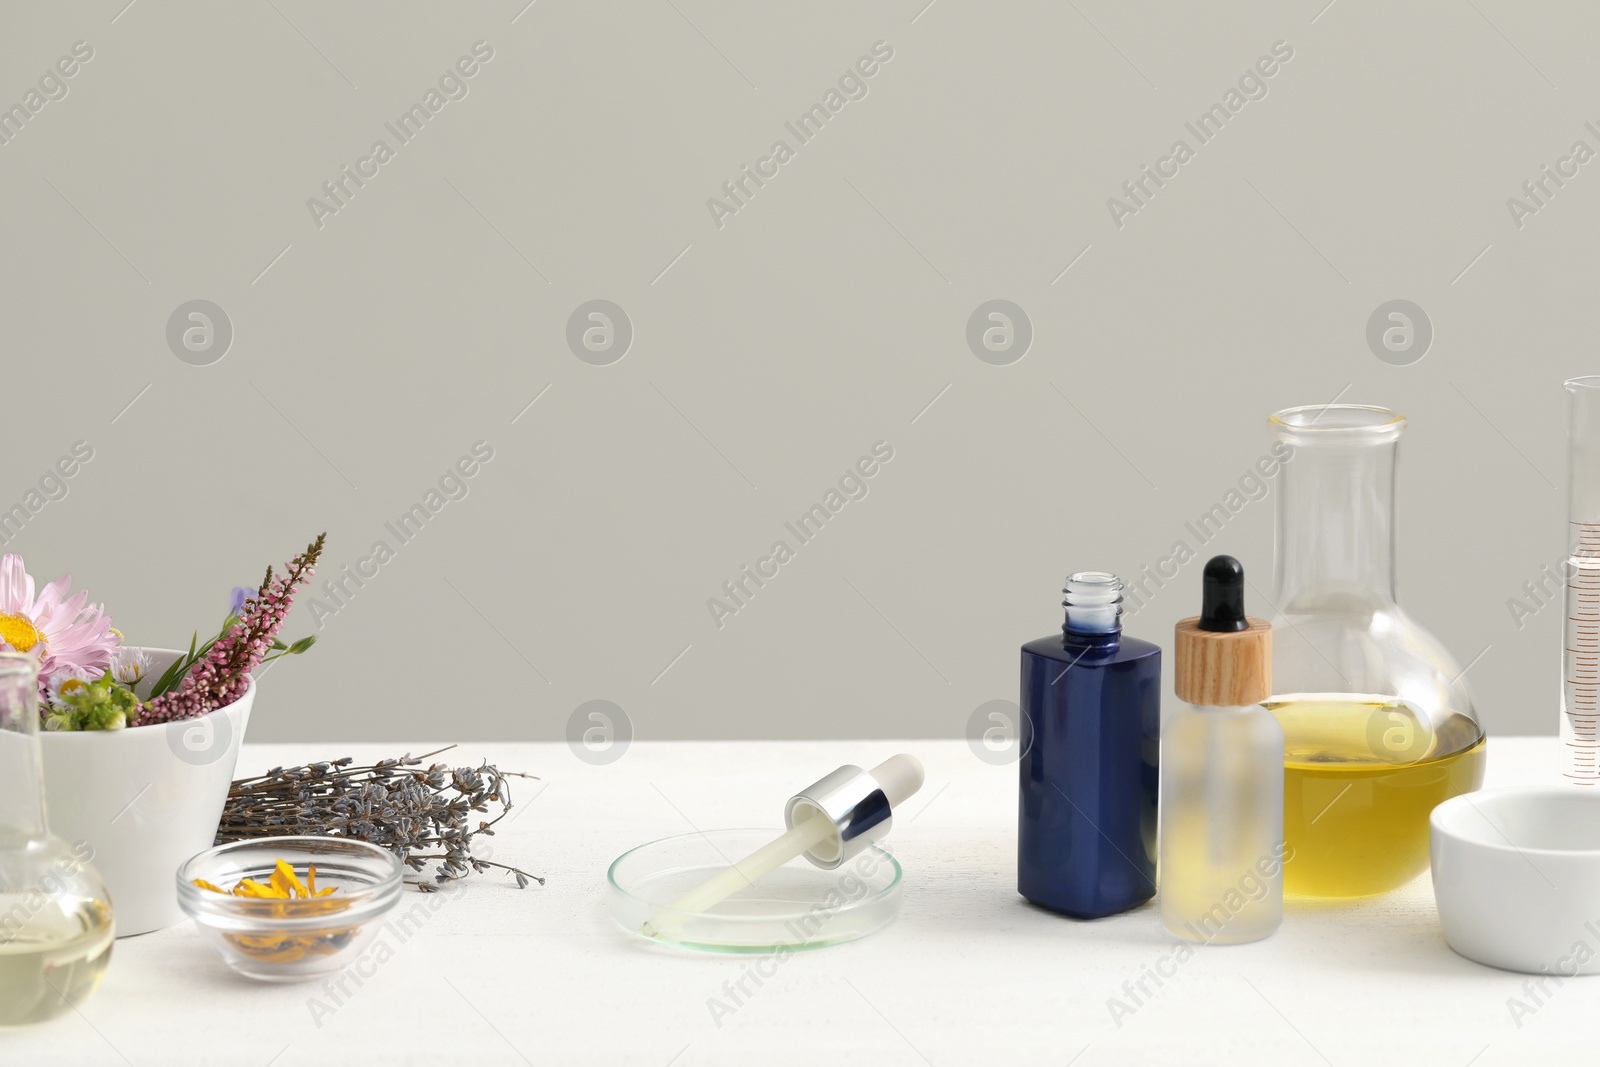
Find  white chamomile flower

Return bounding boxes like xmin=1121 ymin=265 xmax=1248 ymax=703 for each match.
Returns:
xmin=45 ymin=665 xmax=93 ymax=706
xmin=111 ymin=647 xmax=152 ymax=686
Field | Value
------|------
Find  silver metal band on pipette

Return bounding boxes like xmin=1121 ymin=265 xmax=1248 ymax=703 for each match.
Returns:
xmin=783 ymin=764 xmax=893 ymax=870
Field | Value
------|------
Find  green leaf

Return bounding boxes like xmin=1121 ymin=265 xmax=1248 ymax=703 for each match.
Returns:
xmin=150 ymin=649 xmax=192 ymax=698
xmin=152 ymin=628 xmax=216 ymax=698
xmin=288 ymin=636 xmax=316 ymax=654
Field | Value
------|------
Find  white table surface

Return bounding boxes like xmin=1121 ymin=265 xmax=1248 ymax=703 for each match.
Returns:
xmin=4 ymin=736 xmax=1589 ymax=1065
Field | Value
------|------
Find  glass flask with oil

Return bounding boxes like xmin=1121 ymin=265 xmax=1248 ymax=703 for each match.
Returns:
xmin=0 ymin=652 xmax=114 ymax=1026
xmin=1265 ymin=405 xmax=1486 ymax=898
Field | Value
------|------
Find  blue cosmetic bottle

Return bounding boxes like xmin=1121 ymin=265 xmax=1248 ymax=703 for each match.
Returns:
xmin=1018 ymin=571 xmax=1161 ymax=918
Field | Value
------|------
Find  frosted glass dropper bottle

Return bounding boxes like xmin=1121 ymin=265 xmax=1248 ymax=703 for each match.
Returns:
xmin=1159 ymin=556 xmax=1284 ymax=945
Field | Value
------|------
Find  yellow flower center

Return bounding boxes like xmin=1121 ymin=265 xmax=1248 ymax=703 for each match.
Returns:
xmin=57 ymin=678 xmax=87 ymax=698
xmin=0 ymin=612 xmax=42 ymax=652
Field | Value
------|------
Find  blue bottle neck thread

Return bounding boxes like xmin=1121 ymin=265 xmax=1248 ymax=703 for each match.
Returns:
xmin=1062 ymin=571 xmax=1124 ymax=647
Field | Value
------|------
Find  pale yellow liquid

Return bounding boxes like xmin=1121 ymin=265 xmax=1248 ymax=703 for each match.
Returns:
xmin=1266 ymin=696 xmax=1486 ymax=898
xmin=0 ymin=897 xmax=114 ymax=1026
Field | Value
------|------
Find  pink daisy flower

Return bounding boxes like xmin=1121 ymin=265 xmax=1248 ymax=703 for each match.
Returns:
xmin=0 ymin=554 xmax=119 ymax=694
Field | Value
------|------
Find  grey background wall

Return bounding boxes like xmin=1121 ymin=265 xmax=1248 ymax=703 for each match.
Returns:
xmin=0 ymin=0 xmax=1587 ymax=743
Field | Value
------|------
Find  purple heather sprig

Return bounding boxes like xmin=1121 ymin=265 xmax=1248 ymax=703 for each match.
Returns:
xmin=132 ymin=534 xmax=325 ymax=728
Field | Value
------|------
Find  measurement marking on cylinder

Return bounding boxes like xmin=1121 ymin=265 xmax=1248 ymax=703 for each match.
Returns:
xmin=1566 ymin=533 xmax=1600 ymax=782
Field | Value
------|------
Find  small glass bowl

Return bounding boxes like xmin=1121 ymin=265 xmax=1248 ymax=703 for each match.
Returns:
xmin=177 ymin=836 xmax=403 ymax=982
xmin=607 ymin=828 xmax=903 ymax=953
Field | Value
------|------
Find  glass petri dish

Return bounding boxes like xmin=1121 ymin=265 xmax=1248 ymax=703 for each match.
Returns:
xmin=607 ymin=828 xmax=902 ymax=953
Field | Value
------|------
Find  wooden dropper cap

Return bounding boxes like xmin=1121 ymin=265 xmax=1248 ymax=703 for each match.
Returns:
xmin=1174 ymin=555 xmax=1272 ymax=706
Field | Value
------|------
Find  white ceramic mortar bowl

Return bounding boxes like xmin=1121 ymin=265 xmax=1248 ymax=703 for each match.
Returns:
xmin=1431 ymin=787 xmax=1600 ymax=975
xmin=39 ymin=648 xmax=253 ymax=936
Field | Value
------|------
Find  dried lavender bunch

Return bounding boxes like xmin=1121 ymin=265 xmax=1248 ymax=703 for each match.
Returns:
xmin=133 ymin=533 xmax=326 ymax=727
xmin=216 ymin=746 xmax=542 ymax=890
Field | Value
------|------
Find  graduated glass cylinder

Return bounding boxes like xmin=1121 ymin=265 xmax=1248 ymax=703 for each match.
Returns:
xmin=1266 ymin=405 xmax=1485 ymax=898
xmin=1159 ymin=703 xmax=1284 ymax=944
xmin=1562 ymin=377 xmax=1600 ymax=784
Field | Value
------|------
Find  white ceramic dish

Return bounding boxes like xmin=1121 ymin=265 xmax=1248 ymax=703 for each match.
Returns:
xmin=40 ymin=647 xmax=253 ymax=937
xmin=1430 ymin=786 xmax=1600 ymax=975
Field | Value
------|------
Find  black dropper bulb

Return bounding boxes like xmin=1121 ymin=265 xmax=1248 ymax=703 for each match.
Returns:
xmin=1199 ymin=555 xmax=1248 ymax=632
